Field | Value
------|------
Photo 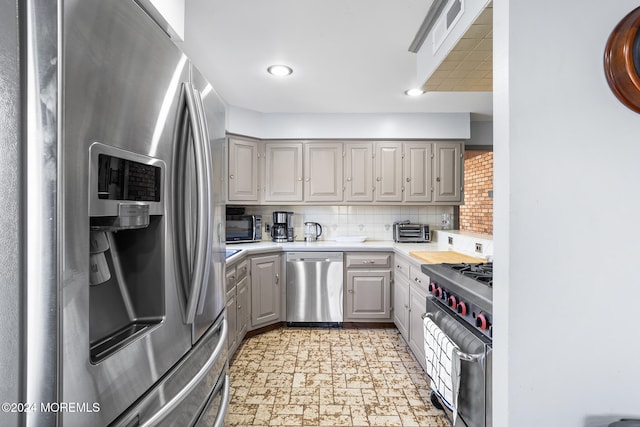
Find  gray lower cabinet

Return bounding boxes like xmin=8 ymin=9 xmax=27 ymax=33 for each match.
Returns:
xmin=393 ymin=253 xmax=430 ymax=370
xmin=250 ymin=253 xmax=282 ymax=329
xmin=236 ymin=277 xmax=249 ymax=339
xmin=408 ymin=279 xmax=428 ymax=368
xmin=393 ymin=272 xmax=410 ymax=338
xmin=226 ymin=258 xmax=249 ymax=356
xmin=344 ymin=252 xmax=393 ymax=321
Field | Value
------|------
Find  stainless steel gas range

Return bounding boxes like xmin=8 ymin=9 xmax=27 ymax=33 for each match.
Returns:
xmin=421 ymin=262 xmax=493 ymax=427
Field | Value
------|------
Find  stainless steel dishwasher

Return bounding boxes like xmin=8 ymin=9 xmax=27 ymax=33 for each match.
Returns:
xmin=286 ymin=252 xmax=344 ymax=325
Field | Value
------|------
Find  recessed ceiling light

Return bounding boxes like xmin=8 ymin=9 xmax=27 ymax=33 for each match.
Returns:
xmin=404 ymin=88 xmax=425 ymax=97
xmin=267 ymin=65 xmax=293 ymax=76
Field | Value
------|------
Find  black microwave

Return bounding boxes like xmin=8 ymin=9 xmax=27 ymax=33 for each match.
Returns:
xmin=226 ymin=215 xmax=262 ymax=243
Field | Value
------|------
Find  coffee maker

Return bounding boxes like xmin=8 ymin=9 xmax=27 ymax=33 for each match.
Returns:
xmin=271 ymin=211 xmax=294 ymax=242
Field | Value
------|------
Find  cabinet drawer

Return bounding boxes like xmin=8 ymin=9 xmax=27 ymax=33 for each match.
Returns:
xmin=225 ymin=266 xmax=237 ymax=292
xmin=236 ymin=259 xmax=248 ymax=281
xmin=346 ymin=253 xmax=392 ymax=269
xmin=409 ymin=264 xmax=429 ymax=291
xmin=394 ymin=256 xmax=410 ymax=280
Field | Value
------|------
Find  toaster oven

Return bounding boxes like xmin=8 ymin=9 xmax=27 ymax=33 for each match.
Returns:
xmin=393 ymin=223 xmax=430 ymax=243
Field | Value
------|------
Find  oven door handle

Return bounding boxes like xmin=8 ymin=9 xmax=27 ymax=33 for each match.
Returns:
xmin=422 ymin=312 xmax=484 ymax=363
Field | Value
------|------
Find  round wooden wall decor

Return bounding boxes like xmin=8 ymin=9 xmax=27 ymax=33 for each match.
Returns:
xmin=604 ymin=7 xmax=640 ymax=113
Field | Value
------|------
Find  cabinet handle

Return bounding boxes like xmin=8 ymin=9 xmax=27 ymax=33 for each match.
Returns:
xmin=346 ymin=177 xmax=352 ymax=182
xmin=376 ymin=177 xmax=381 ymax=182
xmin=406 ymin=177 xmax=411 ymax=182
xmin=229 ymin=174 xmax=234 ymax=179
xmin=297 ymin=177 xmax=303 ymax=181
xmin=275 ymin=273 xmax=280 ymax=285
xmin=348 ymin=289 xmax=354 ymax=293
xmin=436 ymin=177 xmax=441 ymax=182
xmin=305 ymin=177 xmax=310 ymax=182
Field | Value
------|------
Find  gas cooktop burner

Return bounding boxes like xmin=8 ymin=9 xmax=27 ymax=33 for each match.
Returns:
xmin=444 ymin=262 xmax=493 ymax=287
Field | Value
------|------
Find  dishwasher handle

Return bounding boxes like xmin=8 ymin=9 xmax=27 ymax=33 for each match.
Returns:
xmin=286 ymin=252 xmax=343 ymax=263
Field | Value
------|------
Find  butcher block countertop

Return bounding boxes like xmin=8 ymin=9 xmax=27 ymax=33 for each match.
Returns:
xmin=409 ymin=250 xmax=486 ymax=264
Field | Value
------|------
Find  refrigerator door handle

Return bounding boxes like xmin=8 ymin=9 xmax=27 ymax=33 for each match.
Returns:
xmin=212 ymin=374 xmax=231 ymax=427
xmin=192 ymin=88 xmax=214 ymax=315
xmin=182 ymin=83 xmax=211 ymax=324
xmin=140 ymin=318 xmax=227 ymax=427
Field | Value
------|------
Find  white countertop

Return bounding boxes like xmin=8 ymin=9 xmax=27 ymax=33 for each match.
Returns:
xmin=225 ymin=240 xmax=443 ymax=264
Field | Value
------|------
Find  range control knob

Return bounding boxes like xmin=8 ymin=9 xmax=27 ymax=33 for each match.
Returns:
xmin=476 ymin=313 xmax=490 ymax=330
xmin=457 ymin=301 xmax=468 ymax=316
xmin=447 ymin=295 xmax=457 ymax=309
xmin=434 ymin=287 xmax=443 ymax=299
xmin=428 ymin=282 xmax=438 ymax=294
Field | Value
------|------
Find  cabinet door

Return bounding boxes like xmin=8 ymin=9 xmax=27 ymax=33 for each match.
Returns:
xmin=236 ymin=278 xmax=249 ymax=341
xmin=264 ymin=142 xmax=303 ymax=202
xmin=393 ymin=275 xmax=410 ymax=340
xmin=434 ymin=142 xmax=463 ymax=202
xmin=408 ymin=284 xmax=428 ymax=370
xmin=250 ymin=254 xmax=281 ymax=328
xmin=404 ymin=142 xmax=433 ymax=202
xmin=345 ymin=269 xmax=391 ymax=320
xmin=374 ymin=142 xmax=403 ymax=202
xmin=304 ymin=142 xmax=343 ymax=202
xmin=225 ymin=291 xmax=237 ymax=352
xmin=344 ymin=143 xmax=373 ymax=202
xmin=228 ymin=137 xmax=259 ymax=202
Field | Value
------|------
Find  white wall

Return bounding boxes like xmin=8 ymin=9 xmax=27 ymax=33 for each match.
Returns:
xmin=227 ymin=106 xmax=470 ymax=139
xmin=148 ymin=0 xmax=185 ymax=40
xmin=467 ymin=120 xmax=493 ymax=146
xmin=494 ymin=1 xmax=640 ymax=426
xmin=240 ymin=205 xmax=454 ymax=242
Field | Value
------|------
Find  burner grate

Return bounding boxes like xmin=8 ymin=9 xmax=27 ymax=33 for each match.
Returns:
xmin=445 ymin=262 xmax=493 ymax=287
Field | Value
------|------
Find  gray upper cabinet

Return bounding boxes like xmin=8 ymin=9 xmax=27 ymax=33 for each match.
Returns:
xmin=226 ymin=137 xmax=463 ymax=205
xmin=344 ymin=142 xmax=373 ymax=202
xmin=304 ymin=142 xmax=344 ymax=202
xmin=264 ymin=142 xmax=303 ymax=202
xmin=228 ymin=137 xmax=260 ymax=202
xmin=434 ymin=141 xmax=463 ymax=202
xmin=374 ymin=142 xmax=403 ymax=202
xmin=403 ymin=142 xmax=433 ymax=203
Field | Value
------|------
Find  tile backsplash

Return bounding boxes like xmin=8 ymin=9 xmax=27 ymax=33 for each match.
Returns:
xmin=240 ymin=205 xmax=455 ymax=241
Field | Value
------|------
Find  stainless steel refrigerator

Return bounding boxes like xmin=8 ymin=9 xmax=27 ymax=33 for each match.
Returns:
xmin=0 ymin=0 xmax=228 ymax=425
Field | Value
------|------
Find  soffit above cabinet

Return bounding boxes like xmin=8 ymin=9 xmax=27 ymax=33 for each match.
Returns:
xmin=415 ymin=0 xmax=493 ymax=93
xmin=422 ymin=4 xmax=492 ymax=92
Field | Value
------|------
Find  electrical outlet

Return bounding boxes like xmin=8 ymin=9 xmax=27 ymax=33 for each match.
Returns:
xmin=265 ymin=223 xmax=271 ymax=233
xmin=448 ymin=236 xmax=453 ymax=245
xmin=475 ymin=243 xmax=483 ymax=253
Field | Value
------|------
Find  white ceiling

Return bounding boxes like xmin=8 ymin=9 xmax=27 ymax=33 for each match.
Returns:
xmin=182 ymin=0 xmax=493 ymax=120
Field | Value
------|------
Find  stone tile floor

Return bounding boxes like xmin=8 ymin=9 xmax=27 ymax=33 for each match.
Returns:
xmin=225 ymin=327 xmax=450 ymax=426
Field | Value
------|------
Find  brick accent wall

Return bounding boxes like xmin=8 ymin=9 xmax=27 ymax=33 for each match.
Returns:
xmin=460 ymin=150 xmax=493 ymax=234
